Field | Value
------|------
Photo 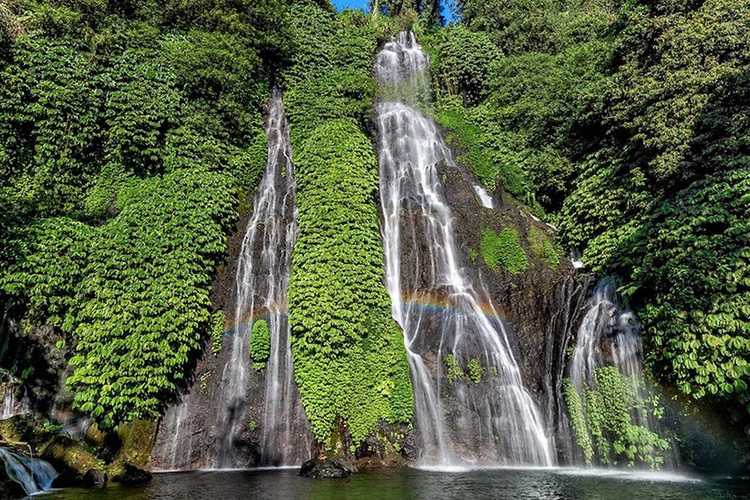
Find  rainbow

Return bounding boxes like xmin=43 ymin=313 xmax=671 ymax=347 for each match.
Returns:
xmin=397 ymin=293 xmax=509 ymax=323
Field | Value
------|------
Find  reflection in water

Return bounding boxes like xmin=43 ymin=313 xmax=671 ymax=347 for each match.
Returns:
xmin=41 ymin=468 xmax=748 ymax=500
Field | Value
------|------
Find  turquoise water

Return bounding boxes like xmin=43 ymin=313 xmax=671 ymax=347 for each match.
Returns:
xmin=37 ymin=467 xmax=750 ymax=499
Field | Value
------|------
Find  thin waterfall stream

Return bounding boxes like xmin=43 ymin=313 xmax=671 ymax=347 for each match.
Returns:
xmin=153 ymin=94 xmax=310 ymax=469
xmin=375 ymin=32 xmax=554 ymax=466
xmin=217 ymin=93 xmax=302 ymax=467
xmin=566 ymin=277 xmax=679 ymax=468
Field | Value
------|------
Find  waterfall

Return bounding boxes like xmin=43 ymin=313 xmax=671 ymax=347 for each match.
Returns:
xmin=0 ymin=448 xmax=57 ymax=495
xmin=2 ymin=387 xmax=15 ymax=420
xmin=541 ymin=275 xmax=593 ymax=463
xmin=567 ymin=277 xmax=677 ymax=467
xmin=152 ymin=94 xmax=310 ymax=469
xmin=375 ymin=32 xmax=553 ymax=466
xmin=216 ymin=93 xmax=305 ymax=467
xmin=569 ymin=278 xmax=643 ymax=393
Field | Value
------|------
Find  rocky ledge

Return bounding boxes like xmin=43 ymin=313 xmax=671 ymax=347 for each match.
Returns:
xmin=299 ymin=457 xmax=358 ymax=479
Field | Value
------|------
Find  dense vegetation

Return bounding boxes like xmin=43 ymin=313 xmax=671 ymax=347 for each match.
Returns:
xmin=563 ymin=369 xmax=670 ymax=467
xmin=425 ymin=0 xmax=750 ymax=452
xmin=0 ymin=0 xmax=747 ymax=466
xmin=284 ymin=3 xmax=412 ymax=447
xmin=0 ymin=0 xmax=289 ymax=427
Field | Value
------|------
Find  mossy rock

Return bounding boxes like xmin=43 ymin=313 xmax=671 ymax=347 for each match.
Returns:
xmin=114 ymin=419 xmax=157 ymax=469
xmin=0 ymin=416 xmax=32 ymax=444
xmin=38 ymin=435 xmax=105 ymax=487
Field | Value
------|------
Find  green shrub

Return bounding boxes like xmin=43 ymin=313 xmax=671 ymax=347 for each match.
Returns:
xmin=249 ymin=319 xmax=271 ymax=370
xmin=467 ymin=358 xmax=484 ymax=384
xmin=480 ymin=228 xmax=528 ymax=274
xmin=444 ymin=354 xmax=464 ymax=383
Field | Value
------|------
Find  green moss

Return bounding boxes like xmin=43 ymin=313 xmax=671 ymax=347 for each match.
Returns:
xmin=528 ymin=227 xmax=559 ymax=269
xmin=480 ymin=228 xmax=529 ymax=274
xmin=444 ymin=354 xmax=465 ymax=383
xmin=249 ymin=319 xmax=271 ymax=371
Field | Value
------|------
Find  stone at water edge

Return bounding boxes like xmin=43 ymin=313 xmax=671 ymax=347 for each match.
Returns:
xmin=299 ymin=457 xmax=358 ymax=478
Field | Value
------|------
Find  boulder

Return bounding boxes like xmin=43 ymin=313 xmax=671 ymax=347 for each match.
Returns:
xmin=107 ymin=461 xmax=152 ymax=484
xmin=299 ymin=457 xmax=358 ymax=479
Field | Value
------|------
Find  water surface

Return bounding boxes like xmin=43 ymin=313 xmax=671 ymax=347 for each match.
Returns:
xmin=38 ymin=467 xmax=750 ymax=500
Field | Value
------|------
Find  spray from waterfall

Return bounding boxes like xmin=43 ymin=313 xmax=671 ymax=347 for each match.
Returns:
xmin=375 ymin=32 xmax=553 ymax=466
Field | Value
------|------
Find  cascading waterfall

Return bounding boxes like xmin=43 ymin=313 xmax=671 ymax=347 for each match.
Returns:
xmin=153 ymin=94 xmax=310 ymax=469
xmin=0 ymin=448 xmax=57 ymax=495
xmin=375 ymin=32 xmax=553 ymax=466
xmin=216 ymin=93 xmax=304 ymax=467
xmin=569 ymin=278 xmax=643 ymax=393
xmin=568 ymin=277 xmax=677 ymax=467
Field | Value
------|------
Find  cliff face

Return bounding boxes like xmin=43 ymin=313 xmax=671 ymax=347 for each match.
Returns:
xmin=390 ymin=147 xmax=591 ymax=462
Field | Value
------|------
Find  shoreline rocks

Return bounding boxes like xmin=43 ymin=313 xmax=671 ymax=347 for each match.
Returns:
xmin=299 ymin=457 xmax=358 ymax=479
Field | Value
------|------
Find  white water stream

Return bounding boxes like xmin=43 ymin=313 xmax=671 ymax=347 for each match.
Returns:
xmin=375 ymin=32 xmax=553 ymax=466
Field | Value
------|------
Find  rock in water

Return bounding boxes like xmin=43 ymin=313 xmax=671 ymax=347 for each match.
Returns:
xmin=299 ymin=458 xmax=358 ymax=479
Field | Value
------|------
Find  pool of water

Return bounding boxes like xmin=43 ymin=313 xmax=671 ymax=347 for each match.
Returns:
xmin=36 ymin=467 xmax=750 ymax=499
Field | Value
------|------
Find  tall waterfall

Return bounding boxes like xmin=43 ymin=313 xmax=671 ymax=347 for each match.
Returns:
xmin=375 ymin=32 xmax=553 ymax=466
xmin=216 ymin=94 xmax=302 ymax=467
xmin=153 ymin=94 xmax=310 ymax=469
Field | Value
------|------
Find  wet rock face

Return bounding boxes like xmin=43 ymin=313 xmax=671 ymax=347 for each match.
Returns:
xmin=152 ymin=171 xmax=314 ymax=470
xmin=299 ymin=457 xmax=358 ymax=479
xmin=393 ymin=156 xmax=589 ymax=464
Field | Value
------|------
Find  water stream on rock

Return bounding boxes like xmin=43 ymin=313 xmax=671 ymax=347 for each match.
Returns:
xmin=375 ymin=32 xmax=554 ymax=466
xmin=216 ymin=93 xmax=302 ymax=468
xmin=154 ymin=94 xmax=310 ymax=469
xmin=0 ymin=447 xmax=57 ymax=495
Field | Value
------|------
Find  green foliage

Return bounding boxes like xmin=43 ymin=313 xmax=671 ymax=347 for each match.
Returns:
xmin=564 ymin=368 xmax=670 ymax=468
xmin=0 ymin=0 xmax=280 ymax=428
xmin=444 ymin=354 xmax=464 ymax=383
xmin=211 ymin=310 xmax=225 ymax=356
xmin=479 ymin=228 xmax=528 ymax=274
xmin=284 ymin=2 xmax=385 ymax=150
xmin=435 ymin=101 xmax=531 ymax=199
xmin=563 ymin=378 xmax=594 ymax=465
xmin=624 ymin=169 xmax=750 ymax=434
xmin=467 ymin=358 xmax=484 ymax=384
xmin=66 ymin=168 xmax=237 ymax=428
xmin=527 ymin=227 xmax=559 ymax=269
xmin=287 ymin=117 xmax=413 ymax=446
xmin=249 ymin=319 xmax=271 ymax=371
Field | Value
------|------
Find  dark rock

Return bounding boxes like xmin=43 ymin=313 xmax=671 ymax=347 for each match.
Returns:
xmin=299 ymin=457 xmax=358 ymax=478
xmin=39 ymin=435 xmax=104 ymax=487
xmin=108 ymin=462 xmax=152 ymax=484
xmin=81 ymin=468 xmax=106 ymax=487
